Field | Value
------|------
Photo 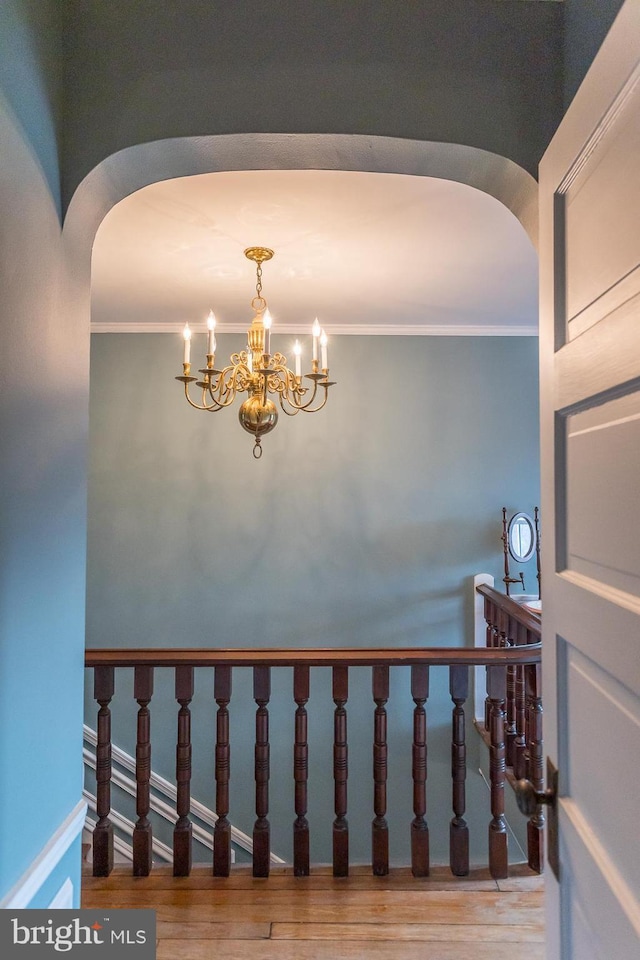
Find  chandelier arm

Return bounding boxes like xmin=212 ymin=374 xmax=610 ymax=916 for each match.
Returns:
xmin=284 ymin=377 xmax=322 ymax=412
xmin=206 ymin=383 xmax=237 ymax=409
xmin=206 ymin=364 xmax=247 ymax=408
xmin=184 ymin=382 xmax=225 ymax=412
xmin=281 ymin=376 xmax=334 ymax=415
xmin=268 ymin=363 xmax=309 ymax=408
xmin=298 ymin=385 xmax=331 ymax=414
xmin=277 ymin=392 xmax=302 ymax=416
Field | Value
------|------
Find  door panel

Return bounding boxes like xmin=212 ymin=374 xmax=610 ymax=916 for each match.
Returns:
xmin=565 ymin=392 xmax=640 ymax=596
xmin=564 ymin=75 xmax=640 ymax=338
xmin=562 ymin=643 xmax=639 ymax=895
xmin=540 ymin=1 xmax=640 ymax=957
xmin=560 ymin=803 xmax=639 ymax=960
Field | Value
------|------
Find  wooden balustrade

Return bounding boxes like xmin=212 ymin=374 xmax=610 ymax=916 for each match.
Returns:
xmin=86 ymin=643 xmax=541 ymax=881
xmin=475 ymin=583 xmax=544 ymax=873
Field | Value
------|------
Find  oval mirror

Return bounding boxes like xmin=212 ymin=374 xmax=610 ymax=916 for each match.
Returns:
xmin=507 ymin=512 xmax=535 ymax=563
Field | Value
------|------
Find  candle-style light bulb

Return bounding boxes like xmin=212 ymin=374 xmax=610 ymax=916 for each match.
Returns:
xmin=263 ymin=308 xmax=272 ymax=355
xmin=320 ymin=328 xmax=328 ymax=370
xmin=183 ymin=322 xmax=192 ymax=363
xmin=293 ymin=339 xmax=302 ymax=378
xmin=312 ymin=317 xmax=321 ymax=362
xmin=247 ymin=348 xmax=253 ymax=373
xmin=206 ymin=310 xmax=216 ymax=355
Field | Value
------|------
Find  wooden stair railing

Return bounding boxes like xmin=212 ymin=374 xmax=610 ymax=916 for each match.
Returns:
xmin=476 ymin=583 xmax=544 ymax=872
xmin=86 ymin=644 xmax=541 ymax=882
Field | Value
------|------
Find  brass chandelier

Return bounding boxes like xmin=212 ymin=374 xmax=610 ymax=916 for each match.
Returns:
xmin=177 ymin=247 xmax=335 ymax=458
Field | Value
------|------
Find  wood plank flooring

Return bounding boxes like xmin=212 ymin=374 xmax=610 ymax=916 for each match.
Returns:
xmin=82 ymin=864 xmax=545 ymax=960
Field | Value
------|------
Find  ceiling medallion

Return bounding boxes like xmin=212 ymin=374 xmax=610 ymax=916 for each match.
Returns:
xmin=177 ymin=247 xmax=335 ymax=458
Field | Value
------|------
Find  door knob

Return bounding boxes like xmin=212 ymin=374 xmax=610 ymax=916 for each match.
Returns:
xmin=515 ymin=777 xmax=556 ymax=816
xmin=514 ymin=758 xmax=559 ymax=881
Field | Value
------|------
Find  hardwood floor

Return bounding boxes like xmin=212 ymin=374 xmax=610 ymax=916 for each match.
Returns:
xmin=82 ymin=864 xmax=544 ymax=960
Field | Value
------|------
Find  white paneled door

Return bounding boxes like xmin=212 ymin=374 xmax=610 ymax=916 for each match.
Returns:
xmin=539 ymin=2 xmax=640 ymax=958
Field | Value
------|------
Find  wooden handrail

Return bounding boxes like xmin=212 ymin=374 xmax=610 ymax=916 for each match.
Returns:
xmin=475 ymin=583 xmax=541 ymax=637
xmin=85 ymin=645 xmax=540 ymax=668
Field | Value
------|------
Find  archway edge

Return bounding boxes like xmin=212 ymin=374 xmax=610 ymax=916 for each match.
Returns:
xmin=66 ymin=132 xmax=539 ymax=241
xmin=63 ymin=133 xmax=538 ymax=305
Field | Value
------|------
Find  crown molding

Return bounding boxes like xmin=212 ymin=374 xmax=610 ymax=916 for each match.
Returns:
xmin=91 ymin=322 xmax=538 ymax=337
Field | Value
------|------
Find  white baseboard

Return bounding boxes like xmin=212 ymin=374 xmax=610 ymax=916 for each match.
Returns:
xmin=0 ymin=800 xmax=87 ymax=909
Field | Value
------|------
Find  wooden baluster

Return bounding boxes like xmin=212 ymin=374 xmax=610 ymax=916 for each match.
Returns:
xmin=496 ymin=613 xmax=509 ymax=762
xmin=93 ymin=666 xmax=115 ymax=877
xmin=526 ymin=661 xmax=545 ymax=873
xmin=372 ymin=665 xmax=389 ymax=876
xmin=487 ymin=663 xmax=508 ymax=879
xmin=410 ymin=664 xmax=429 ymax=877
xmin=534 ymin=506 xmax=541 ymax=598
xmin=449 ymin=664 xmax=469 ymax=877
xmin=132 ymin=665 xmax=154 ymax=876
xmin=213 ymin=665 xmax=232 ymax=877
xmin=484 ymin=598 xmax=497 ymax=729
xmin=505 ymin=618 xmax=517 ymax=768
xmin=253 ymin=665 xmax=271 ymax=878
xmin=513 ymin=622 xmax=528 ymax=780
xmin=293 ymin=665 xmax=310 ymax=877
xmin=332 ymin=664 xmax=349 ymax=877
xmin=173 ymin=665 xmax=194 ymax=877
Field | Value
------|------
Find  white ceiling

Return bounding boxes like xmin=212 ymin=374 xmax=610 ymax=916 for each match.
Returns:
xmin=90 ymin=168 xmax=538 ymax=336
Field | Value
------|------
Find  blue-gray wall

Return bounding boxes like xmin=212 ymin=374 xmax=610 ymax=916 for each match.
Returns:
xmin=61 ymin=0 xmax=563 ymax=206
xmin=86 ymin=332 xmax=539 ymax=862
xmin=87 ymin=334 xmax=540 ymax=650
xmin=0 ymin=0 xmax=88 ymax=906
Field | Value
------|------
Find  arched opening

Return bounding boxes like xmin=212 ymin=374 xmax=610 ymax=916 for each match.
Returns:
xmin=77 ymin=133 xmax=540 ymax=867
